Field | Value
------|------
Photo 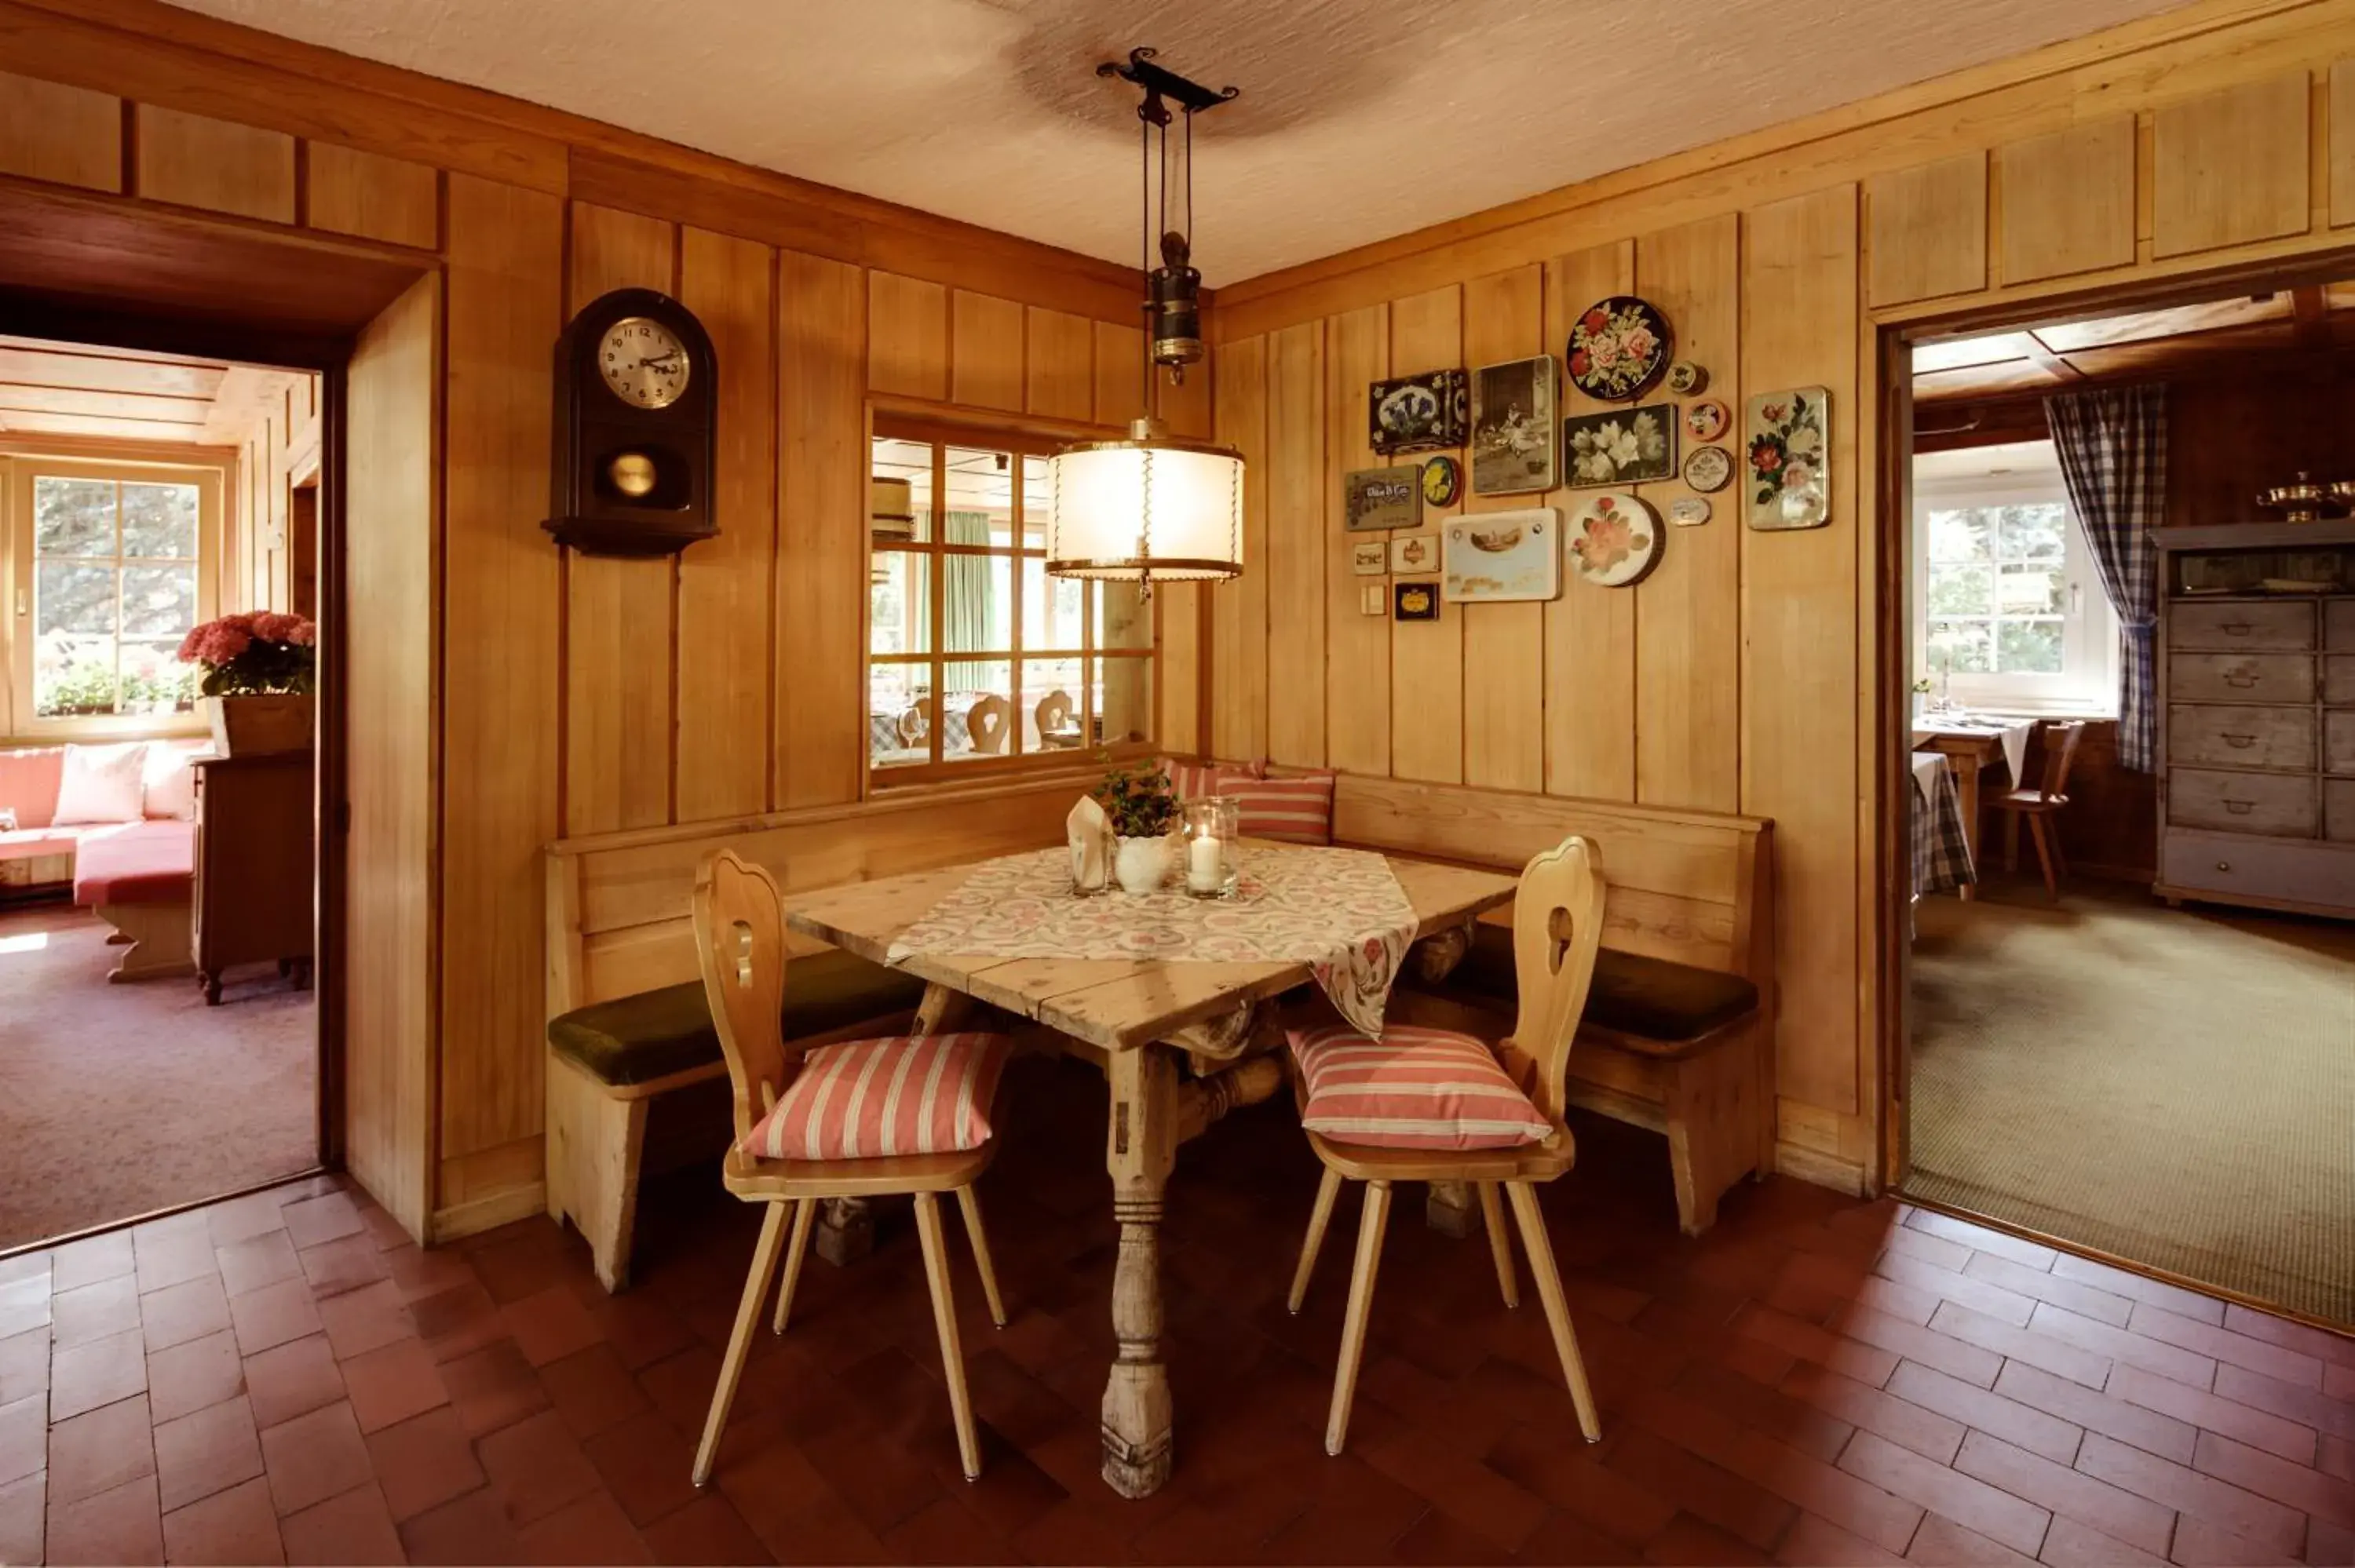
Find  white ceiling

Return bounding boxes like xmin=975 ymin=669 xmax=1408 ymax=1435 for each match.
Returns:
xmin=166 ymin=0 xmax=2196 ymax=284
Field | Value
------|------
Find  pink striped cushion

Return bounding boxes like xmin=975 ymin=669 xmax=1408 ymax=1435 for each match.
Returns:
xmin=739 ymin=1032 xmax=1011 ymax=1162
xmin=1159 ymin=754 xmax=1265 ymax=804
xmin=1214 ymin=770 xmax=1334 ymax=845
xmin=1288 ymin=1023 xmax=1550 ymax=1150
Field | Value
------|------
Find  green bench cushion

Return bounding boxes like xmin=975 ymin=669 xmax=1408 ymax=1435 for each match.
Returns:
xmin=1448 ymin=923 xmax=1758 ymax=1045
xmin=546 ymin=947 xmax=929 ymax=1088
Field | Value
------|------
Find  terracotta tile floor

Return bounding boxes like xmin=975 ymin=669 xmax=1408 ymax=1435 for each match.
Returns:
xmin=0 ymin=1056 xmax=2349 ymax=1566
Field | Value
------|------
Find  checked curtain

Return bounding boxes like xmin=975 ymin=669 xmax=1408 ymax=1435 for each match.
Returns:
xmin=2045 ymin=385 xmax=2167 ymax=773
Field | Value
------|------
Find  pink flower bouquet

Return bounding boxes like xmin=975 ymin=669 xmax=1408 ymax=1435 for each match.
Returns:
xmin=176 ymin=611 xmax=317 ymax=697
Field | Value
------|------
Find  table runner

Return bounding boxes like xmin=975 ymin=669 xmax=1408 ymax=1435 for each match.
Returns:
xmin=885 ymin=844 xmax=1421 ymax=1037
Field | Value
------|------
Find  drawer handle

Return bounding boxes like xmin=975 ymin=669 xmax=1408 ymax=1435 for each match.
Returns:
xmin=2223 ymin=799 xmax=2255 ymax=815
xmin=2222 ymin=621 xmax=2253 ymax=636
xmin=2216 ymin=860 xmax=2233 ymax=873
xmin=2222 ymin=733 xmax=2257 ymax=748
xmin=2224 ymin=673 xmax=2261 ymax=688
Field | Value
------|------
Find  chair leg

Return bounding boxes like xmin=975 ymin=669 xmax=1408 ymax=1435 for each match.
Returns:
xmin=1478 ymin=1182 xmax=1518 ymax=1309
xmin=956 ymin=1185 xmax=1008 ymax=1329
xmin=914 ymin=1193 xmax=982 ymax=1480
xmin=2028 ymin=815 xmax=2061 ymax=903
xmin=772 ymin=1198 xmax=816 ymax=1336
xmin=1288 ymin=1167 xmax=1343 ymax=1315
xmin=2003 ymin=810 xmax=2021 ymax=875
xmin=1505 ymin=1182 xmax=1601 ymax=1443
xmin=1325 ymin=1179 xmax=1393 ymax=1457
xmin=692 ymin=1201 xmax=792 ymax=1487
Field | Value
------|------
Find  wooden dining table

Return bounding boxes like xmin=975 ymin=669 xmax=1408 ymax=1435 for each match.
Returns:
xmin=783 ymin=845 xmax=1518 ymax=1498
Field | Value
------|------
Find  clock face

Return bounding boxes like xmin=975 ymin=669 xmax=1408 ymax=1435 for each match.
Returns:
xmin=599 ymin=316 xmax=690 ymax=410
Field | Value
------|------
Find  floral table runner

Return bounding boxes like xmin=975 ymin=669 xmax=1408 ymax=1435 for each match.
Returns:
xmin=885 ymin=844 xmax=1421 ymax=1037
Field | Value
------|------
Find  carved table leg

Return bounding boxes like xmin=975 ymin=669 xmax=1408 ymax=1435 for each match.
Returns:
xmin=813 ymin=1198 xmax=874 ymax=1267
xmin=1410 ymin=922 xmax=1474 ymax=986
xmin=1426 ymin=1180 xmax=1483 ymax=1239
xmin=1101 ymin=1045 xmax=1178 ymax=1497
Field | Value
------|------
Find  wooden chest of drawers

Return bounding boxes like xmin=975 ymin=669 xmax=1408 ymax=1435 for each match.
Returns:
xmin=2152 ymin=521 xmax=2355 ymax=919
xmin=190 ymin=752 xmax=316 ymax=1005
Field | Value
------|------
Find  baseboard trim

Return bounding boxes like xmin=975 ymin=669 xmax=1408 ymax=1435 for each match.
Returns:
xmin=1775 ymin=1140 xmax=1868 ymax=1196
xmin=432 ymin=1180 xmax=548 ymax=1244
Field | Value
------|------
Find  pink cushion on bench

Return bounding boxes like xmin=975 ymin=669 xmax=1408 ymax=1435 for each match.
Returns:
xmin=71 ymin=820 xmax=196 ymax=906
xmin=0 ymin=746 xmax=66 ymax=830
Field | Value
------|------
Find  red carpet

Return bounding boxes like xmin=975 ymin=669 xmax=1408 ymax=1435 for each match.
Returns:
xmin=0 ymin=903 xmax=315 ymax=1248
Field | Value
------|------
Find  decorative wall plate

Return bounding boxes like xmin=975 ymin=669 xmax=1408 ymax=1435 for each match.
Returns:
xmin=1344 ymin=465 xmax=1421 ymax=531
xmin=1683 ymin=398 xmax=1730 ymax=443
xmin=1442 ymin=509 xmax=1560 ymax=603
xmin=1666 ymin=360 xmax=1709 ymax=396
xmin=1564 ymin=403 xmax=1676 ymax=487
xmin=1746 ymin=386 xmax=1831 ymax=531
xmin=1393 ymin=581 xmax=1440 ymax=621
xmin=1566 ymin=296 xmax=1672 ymax=402
xmin=1566 ymin=493 xmax=1661 ymax=589
xmin=1668 ymin=496 xmax=1713 ymax=527
xmin=1420 ymin=454 xmax=1462 ymax=508
xmin=1369 ymin=370 xmax=1470 ymax=454
xmin=1349 ymin=538 xmax=1389 ymax=575
xmin=1470 ymin=356 xmax=1557 ymax=494
xmin=1389 ymin=531 xmax=1440 ymax=574
xmin=1682 ymin=444 xmax=1732 ymax=493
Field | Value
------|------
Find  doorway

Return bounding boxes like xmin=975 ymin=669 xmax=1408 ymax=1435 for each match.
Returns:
xmin=1885 ymin=268 xmax=2355 ymax=1326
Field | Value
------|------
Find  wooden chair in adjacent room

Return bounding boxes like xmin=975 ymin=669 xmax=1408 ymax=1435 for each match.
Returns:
xmin=1991 ymin=720 xmax=2087 ymax=903
xmin=1034 ymin=687 xmax=1077 ymax=748
xmin=687 ymin=849 xmax=1013 ymax=1486
xmin=895 ymin=697 xmax=934 ymax=749
xmin=967 ymin=692 xmax=1012 ymax=754
xmin=1286 ymin=836 xmax=1608 ymax=1456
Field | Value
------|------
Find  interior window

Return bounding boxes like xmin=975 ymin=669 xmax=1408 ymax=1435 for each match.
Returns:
xmin=868 ymin=421 xmax=1156 ymax=779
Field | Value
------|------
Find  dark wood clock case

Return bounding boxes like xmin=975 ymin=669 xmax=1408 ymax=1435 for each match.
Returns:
xmin=546 ymin=286 xmax=719 ymax=557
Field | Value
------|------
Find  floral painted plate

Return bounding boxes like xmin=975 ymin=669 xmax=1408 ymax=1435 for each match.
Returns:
xmin=1567 ymin=296 xmax=1672 ymax=402
xmin=1566 ymin=492 xmax=1661 ymax=589
xmin=1683 ymin=444 xmax=1732 ymax=493
xmin=1421 ymin=454 xmax=1462 ymax=508
xmin=1683 ymin=398 xmax=1730 ymax=443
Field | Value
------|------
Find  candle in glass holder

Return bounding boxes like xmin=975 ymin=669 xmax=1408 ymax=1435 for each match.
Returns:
xmin=1181 ymin=797 xmax=1240 ymax=899
xmin=1187 ymin=832 xmax=1221 ymax=892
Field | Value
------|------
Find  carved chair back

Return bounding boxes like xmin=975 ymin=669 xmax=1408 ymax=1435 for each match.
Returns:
xmin=896 ymin=698 xmax=934 ymax=748
xmin=692 ymin=848 xmax=801 ymax=1145
xmin=1034 ymin=688 xmax=1074 ymax=742
xmin=968 ymin=694 xmax=1012 ymax=754
xmin=1506 ymin=836 xmax=1608 ymax=1126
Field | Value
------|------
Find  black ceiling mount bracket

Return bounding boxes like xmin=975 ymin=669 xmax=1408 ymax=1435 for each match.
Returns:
xmin=1095 ymin=47 xmax=1239 ymax=127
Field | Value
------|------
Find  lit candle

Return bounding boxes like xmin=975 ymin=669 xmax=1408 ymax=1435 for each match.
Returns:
xmin=1187 ymin=833 xmax=1222 ymax=893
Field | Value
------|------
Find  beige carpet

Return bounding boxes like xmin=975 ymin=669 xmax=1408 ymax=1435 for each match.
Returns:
xmin=0 ymin=903 xmax=316 ymax=1249
xmin=1907 ymin=881 xmax=2355 ymax=1324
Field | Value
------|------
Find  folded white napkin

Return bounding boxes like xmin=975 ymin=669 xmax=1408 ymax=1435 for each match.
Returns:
xmin=1067 ymin=795 xmax=1112 ymax=892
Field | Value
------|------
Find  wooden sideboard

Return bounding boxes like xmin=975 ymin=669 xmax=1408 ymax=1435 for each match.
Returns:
xmin=190 ymin=753 xmax=316 ymax=1005
xmin=2152 ymin=521 xmax=2355 ymax=919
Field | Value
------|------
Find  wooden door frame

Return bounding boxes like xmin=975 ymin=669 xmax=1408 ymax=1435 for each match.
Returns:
xmin=1870 ymin=246 xmax=2355 ymax=1194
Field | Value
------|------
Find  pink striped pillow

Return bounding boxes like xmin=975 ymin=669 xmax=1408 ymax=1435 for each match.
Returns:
xmin=1288 ymin=1023 xmax=1549 ymax=1150
xmin=1159 ymin=755 xmax=1265 ymax=804
xmin=739 ymin=1032 xmax=1011 ymax=1162
xmin=1214 ymin=770 xmax=1334 ymax=844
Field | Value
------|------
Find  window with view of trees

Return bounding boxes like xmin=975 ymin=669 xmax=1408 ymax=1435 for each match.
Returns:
xmin=867 ymin=420 xmax=1156 ymax=781
xmin=7 ymin=459 xmax=220 ymax=730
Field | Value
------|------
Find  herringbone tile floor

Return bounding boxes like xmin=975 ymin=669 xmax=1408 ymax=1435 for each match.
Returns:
xmin=1 ymin=1054 xmax=2349 ymax=1565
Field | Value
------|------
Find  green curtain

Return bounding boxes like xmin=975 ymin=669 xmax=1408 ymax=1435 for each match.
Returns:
xmin=942 ymin=510 xmax=994 ymax=662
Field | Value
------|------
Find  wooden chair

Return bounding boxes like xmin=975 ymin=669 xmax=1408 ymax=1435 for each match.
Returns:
xmin=1992 ymin=720 xmax=2086 ymax=903
xmin=895 ymin=698 xmax=933 ymax=748
xmin=967 ymin=693 xmax=1012 ymax=754
xmin=688 ymin=849 xmax=1007 ymax=1486
xmin=1289 ymin=835 xmax=1608 ymax=1456
xmin=1034 ymin=688 xmax=1075 ymax=747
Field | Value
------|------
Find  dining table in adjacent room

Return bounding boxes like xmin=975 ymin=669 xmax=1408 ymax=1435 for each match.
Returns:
xmin=781 ymin=840 xmax=1518 ymax=1498
xmin=1909 ymin=717 xmax=2033 ymax=900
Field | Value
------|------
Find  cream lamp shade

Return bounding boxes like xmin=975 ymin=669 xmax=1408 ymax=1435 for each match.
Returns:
xmin=1044 ymin=417 xmax=1245 ymax=583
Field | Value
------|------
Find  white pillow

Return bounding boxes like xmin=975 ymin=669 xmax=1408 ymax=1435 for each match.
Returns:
xmin=143 ymin=744 xmax=201 ymax=821
xmin=53 ymin=742 xmax=151 ymax=826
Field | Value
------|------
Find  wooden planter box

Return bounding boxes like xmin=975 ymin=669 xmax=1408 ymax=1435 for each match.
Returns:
xmin=205 ymin=693 xmax=313 ymax=757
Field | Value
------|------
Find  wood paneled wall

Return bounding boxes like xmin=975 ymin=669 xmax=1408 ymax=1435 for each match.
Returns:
xmin=1209 ymin=0 xmax=2355 ymax=1193
xmin=0 ymin=0 xmax=1196 ymax=1241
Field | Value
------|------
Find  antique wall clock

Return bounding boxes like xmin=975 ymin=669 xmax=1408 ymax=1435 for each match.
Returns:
xmin=545 ymin=287 xmax=719 ymax=556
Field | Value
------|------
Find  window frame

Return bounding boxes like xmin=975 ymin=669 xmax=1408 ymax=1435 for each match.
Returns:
xmin=1911 ymin=444 xmax=2120 ymax=717
xmin=866 ymin=413 xmax=1159 ymax=789
xmin=3 ymin=450 xmax=227 ymax=742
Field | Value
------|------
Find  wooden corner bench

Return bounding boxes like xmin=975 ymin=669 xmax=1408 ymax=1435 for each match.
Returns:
xmin=1327 ymin=775 xmax=1777 ymax=1235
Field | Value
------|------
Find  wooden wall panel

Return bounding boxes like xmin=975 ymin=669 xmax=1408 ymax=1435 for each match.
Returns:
xmin=1210 ymin=335 xmax=1268 ymax=762
xmin=867 ymin=272 xmax=947 ymax=400
xmin=437 ymin=176 xmax=562 ymax=1202
xmin=0 ymin=70 xmax=120 ymax=191
xmin=2334 ymin=60 xmax=2355 ymax=229
xmin=1024 ymin=306 xmax=1094 ymax=422
xmin=1263 ymin=320 xmax=1327 ymax=768
xmin=1634 ymin=217 xmax=1740 ymax=812
xmin=1740 ymin=184 xmax=1860 ymax=1118
xmin=1459 ymin=265 xmax=1545 ymax=793
xmin=1997 ymin=119 xmax=2136 ymax=283
xmin=1324 ymin=304 xmax=1390 ymax=777
xmin=134 ymin=105 xmax=295 ymax=222
xmin=1094 ymin=320 xmax=1145 ymax=427
xmin=951 ymin=290 xmax=1024 ymax=411
xmin=1388 ymin=286 xmax=1464 ymax=785
xmin=676 ymin=227 xmax=776 ymax=821
xmin=1866 ymin=154 xmax=1987 ymax=305
xmin=307 ymin=141 xmax=439 ymax=250
xmin=2151 ymin=71 xmax=2313 ymax=258
xmin=1543 ymin=242 xmax=1637 ymax=801
xmin=776 ymin=250 xmax=867 ymax=809
xmin=343 ymin=271 xmax=441 ymax=1241
xmin=564 ymin=202 xmax=677 ymax=836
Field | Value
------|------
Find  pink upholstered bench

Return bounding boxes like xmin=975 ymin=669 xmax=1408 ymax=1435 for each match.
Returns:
xmin=71 ymin=820 xmax=198 ymax=981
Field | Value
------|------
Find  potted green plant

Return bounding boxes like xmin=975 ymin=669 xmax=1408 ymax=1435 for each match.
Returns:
xmin=1091 ymin=756 xmax=1179 ymax=894
xmin=177 ymin=611 xmax=317 ymax=756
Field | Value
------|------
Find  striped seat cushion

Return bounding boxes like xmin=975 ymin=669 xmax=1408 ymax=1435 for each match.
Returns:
xmin=738 ymin=1032 xmax=1012 ymax=1162
xmin=1215 ymin=770 xmax=1334 ymax=844
xmin=1288 ymin=1023 xmax=1550 ymax=1150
